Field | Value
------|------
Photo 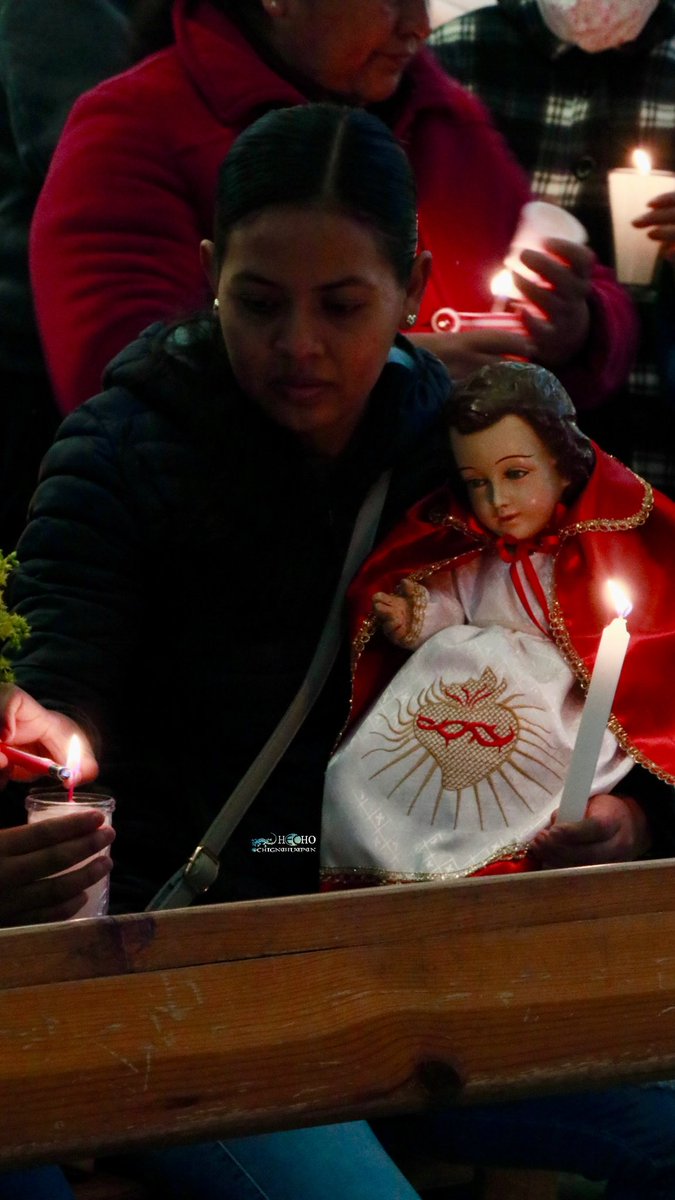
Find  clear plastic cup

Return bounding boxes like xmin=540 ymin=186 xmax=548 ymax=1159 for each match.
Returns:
xmin=25 ymin=791 xmax=115 ymax=918
xmin=504 ymin=200 xmax=588 ymax=290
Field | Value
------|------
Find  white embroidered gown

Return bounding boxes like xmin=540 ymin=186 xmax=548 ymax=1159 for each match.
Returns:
xmin=322 ymin=551 xmax=632 ymax=883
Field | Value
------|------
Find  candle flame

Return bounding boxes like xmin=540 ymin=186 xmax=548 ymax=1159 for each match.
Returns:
xmin=65 ymin=734 xmax=82 ymax=793
xmin=490 ymin=268 xmax=517 ymax=299
xmin=631 ymin=148 xmax=652 ymax=176
xmin=607 ymin=579 xmax=632 ymax=619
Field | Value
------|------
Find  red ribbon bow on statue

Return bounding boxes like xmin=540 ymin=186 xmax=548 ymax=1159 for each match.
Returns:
xmin=494 ymin=534 xmax=560 ymax=635
xmin=466 ymin=506 xmax=565 ymax=635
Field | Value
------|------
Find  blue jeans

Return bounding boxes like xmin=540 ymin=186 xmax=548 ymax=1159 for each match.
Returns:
xmin=0 ymin=1166 xmax=76 ymax=1199
xmin=422 ymin=1083 xmax=675 ymax=1198
xmin=110 ymin=1120 xmax=419 ymax=1199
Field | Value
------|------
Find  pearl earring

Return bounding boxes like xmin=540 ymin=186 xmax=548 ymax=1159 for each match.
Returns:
xmin=405 ymin=313 xmax=416 ymax=327
xmin=213 ymin=297 xmax=219 ymax=313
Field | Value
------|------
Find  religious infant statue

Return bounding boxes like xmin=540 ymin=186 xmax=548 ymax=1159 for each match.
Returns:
xmin=322 ymin=362 xmax=675 ymax=888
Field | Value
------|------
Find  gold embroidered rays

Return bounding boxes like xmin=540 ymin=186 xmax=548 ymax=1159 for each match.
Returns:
xmin=364 ymin=665 xmax=564 ymax=829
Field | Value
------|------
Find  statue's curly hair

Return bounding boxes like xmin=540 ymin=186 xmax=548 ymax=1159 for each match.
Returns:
xmin=447 ymin=361 xmax=595 ymax=504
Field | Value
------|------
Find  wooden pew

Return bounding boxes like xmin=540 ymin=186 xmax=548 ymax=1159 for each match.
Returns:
xmin=2 ymin=858 xmax=675 ymax=1178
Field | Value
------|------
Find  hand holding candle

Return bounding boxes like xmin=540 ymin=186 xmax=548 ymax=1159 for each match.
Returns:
xmin=425 ymin=200 xmax=593 ymax=377
xmin=531 ymin=791 xmax=651 ymax=869
xmin=504 ymin=201 xmax=588 ymax=293
xmin=495 ymin=201 xmax=593 ymax=369
xmin=609 ymin=149 xmax=675 ymax=283
xmin=429 ymin=216 xmax=591 ymax=371
xmin=1 ymin=698 xmax=112 ymax=920
xmin=556 ymin=581 xmax=632 ymax=825
xmin=632 ymin=187 xmax=675 ymax=264
xmin=0 ymin=811 xmax=115 ymax=927
xmin=25 ymin=790 xmax=115 ymax=918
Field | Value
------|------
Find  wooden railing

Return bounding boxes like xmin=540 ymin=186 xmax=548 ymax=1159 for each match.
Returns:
xmin=2 ymin=858 xmax=675 ymax=1170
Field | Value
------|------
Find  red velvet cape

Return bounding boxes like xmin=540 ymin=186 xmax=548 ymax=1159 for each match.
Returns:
xmin=347 ymin=447 xmax=675 ymax=785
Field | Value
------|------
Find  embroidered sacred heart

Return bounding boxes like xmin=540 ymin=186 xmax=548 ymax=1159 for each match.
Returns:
xmin=366 ymin=666 xmax=561 ymax=826
xmin=413 ymin=668 xmax=518 ymax=790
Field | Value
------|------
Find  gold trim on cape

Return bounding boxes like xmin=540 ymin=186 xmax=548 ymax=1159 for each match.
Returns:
xmin=320 ymin=839 xmax=531 ymax=888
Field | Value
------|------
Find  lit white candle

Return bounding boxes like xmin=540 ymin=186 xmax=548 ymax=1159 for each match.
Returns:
xmin=490 ymin=268 xmax=517 ymax=313
xmin=557 ymin=581 xmax=632 ymax=825
xmin=608 ymin=149 xmax=675 ymax=284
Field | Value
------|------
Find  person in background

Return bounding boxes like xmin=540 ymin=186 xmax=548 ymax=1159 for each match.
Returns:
xmin=430 ymin=0 xmax=675 ymax=494
xmin=0 ymin=0 xmax=134 ymax=550
xmin=30 ymin=0 xmax=636 ymax=419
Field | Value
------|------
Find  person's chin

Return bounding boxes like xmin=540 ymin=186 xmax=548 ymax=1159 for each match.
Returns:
xmin=271 ymin=396 xmax=329 ymax=435
xmin=358 ymin=60 xmax=410 ymax=103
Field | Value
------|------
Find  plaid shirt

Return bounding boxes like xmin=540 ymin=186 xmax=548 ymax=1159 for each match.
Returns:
xmin=430 ymin=0 xmax=675 ymax=494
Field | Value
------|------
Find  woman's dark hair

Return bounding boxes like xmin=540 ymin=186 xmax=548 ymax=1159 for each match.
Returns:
xmin=211 ymin=103 xmax=418 ymax=284
xmin=447 ymin=362 xmax=595 ymax=503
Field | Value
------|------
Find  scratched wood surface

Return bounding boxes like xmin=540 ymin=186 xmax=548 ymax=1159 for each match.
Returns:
xmin=2 ymin=859 xmax=675 ymax=1168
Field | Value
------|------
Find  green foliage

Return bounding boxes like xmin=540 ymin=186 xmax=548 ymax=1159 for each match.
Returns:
xmin=0 ymin=552 xmax=29 ymax=684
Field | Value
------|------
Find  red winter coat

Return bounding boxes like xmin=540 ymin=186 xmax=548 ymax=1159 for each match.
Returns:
xmin=31 ymin=0 xmax=638 ymax=412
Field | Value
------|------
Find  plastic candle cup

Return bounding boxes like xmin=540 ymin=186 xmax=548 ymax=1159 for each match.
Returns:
xmin=504 ymin=200 xmax=588 ymax=292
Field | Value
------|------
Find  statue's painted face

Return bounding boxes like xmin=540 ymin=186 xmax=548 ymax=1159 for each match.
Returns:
xmin=451 ymin=414 xmax=569 ymax=541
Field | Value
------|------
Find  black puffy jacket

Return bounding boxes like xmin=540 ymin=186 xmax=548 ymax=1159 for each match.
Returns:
xmin=9 ymin=322 xmax=451 ymax=908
